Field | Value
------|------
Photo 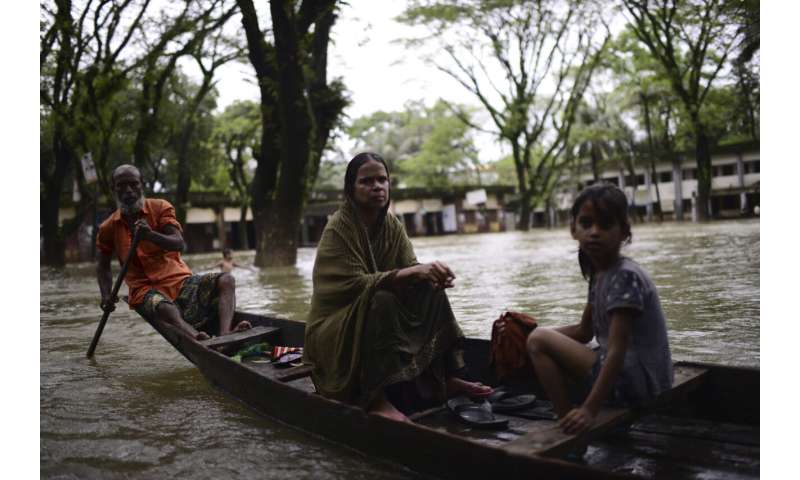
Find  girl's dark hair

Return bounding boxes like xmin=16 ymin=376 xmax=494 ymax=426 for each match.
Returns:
xmin=570 ymin=183 xmax=633 ymax=281
xmin=343 ymin=152 xmax=391 ymax=226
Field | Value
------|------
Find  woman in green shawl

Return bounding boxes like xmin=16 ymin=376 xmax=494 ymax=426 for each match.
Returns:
xmin=304 ymin=152 xmax=492 ymax=422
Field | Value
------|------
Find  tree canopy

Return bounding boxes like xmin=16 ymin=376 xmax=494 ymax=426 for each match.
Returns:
xmin=347 ymin=100 xmax=481 ymax=188
xmin=400 ymin=0 xmax=611 ymax=229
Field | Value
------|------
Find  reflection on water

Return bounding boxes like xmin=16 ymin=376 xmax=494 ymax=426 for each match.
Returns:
xmin=40 ymin=219 xmax=759 ymax=478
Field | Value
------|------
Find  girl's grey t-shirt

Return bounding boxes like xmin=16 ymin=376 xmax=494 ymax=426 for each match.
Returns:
xmin=588 ymin=257 xmax=673 ymax=404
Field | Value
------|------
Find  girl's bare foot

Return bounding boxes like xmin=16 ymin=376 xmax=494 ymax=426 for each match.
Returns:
xmin=368 ymin=395 xmax=410 ymax=423
xmin=446 ymin=377 xmax=493 ymax=398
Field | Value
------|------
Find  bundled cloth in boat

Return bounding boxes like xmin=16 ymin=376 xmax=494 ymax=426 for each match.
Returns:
xmin=489 ymin=311 xmax=538 ymax=382
xmin=304 ymin=201 xmax=466 ymax=409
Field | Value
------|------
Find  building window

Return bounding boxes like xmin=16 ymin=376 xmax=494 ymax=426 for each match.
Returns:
xmin=602 ymin=177 xmax=619 ymax=186
xmin=720 ymin=164 xmax=736 ymax=176
xmin=745 ymin=160 xmax=760 ymax=174
xmin=635 ymin=174 xmax=645 ymax=185
xmin=683 ymin=168 xmax=697 ymax=180
xmin=658 ymin=171 xmax=673 ymax=183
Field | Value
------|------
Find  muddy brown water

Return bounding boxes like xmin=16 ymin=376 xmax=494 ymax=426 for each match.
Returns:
xmin=40 ymin=219 xmax=759 ymax=478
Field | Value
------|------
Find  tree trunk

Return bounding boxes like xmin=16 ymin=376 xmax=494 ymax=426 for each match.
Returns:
xmin=510 ymin=141 xmax=531 ymax=231
xmin=251 ymin=0 xmax=316 ymax=267
xmin=238 ymin=0 xmax=285 ymax=266
xmin=590 ymin=146 xmax=600 ymax=182
xmin=641 ymin=93 xmax=663 ymax=222
xmin=41 ymin=187 xmax=67 ymax=267
xmin=175 ymin=122 xmax=193 ymax=225
xmin=692 ymin=117 xmax=712 ymax=221
xmin=625 ymin=160 xmax=641 ymax=223
xmin=238 ymin=203 xmax=249 ymax=249
xmin=238 ymin=0 xmax=343 ymax=266
xmin=41 ymin=130 xmax=73 ymax=266
xmin=518 ymin=190 xmax=532 ymax=230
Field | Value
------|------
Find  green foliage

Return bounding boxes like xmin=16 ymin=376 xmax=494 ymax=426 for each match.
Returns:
xmin=488 ymin=155 xmax=521 ymax=186
xmin=347 ymin=100 xmax=481 ymax=188
xmin=399 ymin=0 xmax=611 ymax=228
xmin=313 ymin=156 xmax=348 ymax=191
xmin=211 ymin=100 xmax=262 ymax=197
xmin=602 ymin=18 xmax=757 ymax=162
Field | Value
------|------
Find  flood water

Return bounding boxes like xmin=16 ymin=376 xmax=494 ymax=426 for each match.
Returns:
xmin=40 ymin=219 xmax=759 ymax=478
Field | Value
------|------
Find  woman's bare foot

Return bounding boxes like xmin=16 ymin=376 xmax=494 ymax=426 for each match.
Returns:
xmin=195 ymin=331 xmax=211 ymax=341
xmin=446 ymin=377 xmax=493 ymax=398
xmin=233 ymin=320 xmax=252 ymax=332
xmin=368 ymin=395 xmax=410 ymax=423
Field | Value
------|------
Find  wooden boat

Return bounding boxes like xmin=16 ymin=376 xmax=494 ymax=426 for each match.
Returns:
xmin=145 ymin=311 xmax=759 ymax=479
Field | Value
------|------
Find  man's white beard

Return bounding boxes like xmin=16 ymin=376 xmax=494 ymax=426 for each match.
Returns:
xmin=118 ymin=194 xmax=145 ymax=216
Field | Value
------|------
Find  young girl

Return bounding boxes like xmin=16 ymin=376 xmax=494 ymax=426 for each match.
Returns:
xmin=527 ymin=183 xmax=673 ymax=434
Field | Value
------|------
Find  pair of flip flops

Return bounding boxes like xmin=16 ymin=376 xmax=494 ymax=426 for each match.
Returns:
xmin=271 ymin=346 xmax=303 ymax=368
xmin=446 ymin=387 xmax=537 ymax=429
xmin=487 ymin=386 xmax=537 ymax=413
xmin=447 ymin=397 xmax=509 ymax=430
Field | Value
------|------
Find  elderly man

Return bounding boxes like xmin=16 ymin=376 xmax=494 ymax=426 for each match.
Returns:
xmin=96 ymin=164 xmax=250 ymax=340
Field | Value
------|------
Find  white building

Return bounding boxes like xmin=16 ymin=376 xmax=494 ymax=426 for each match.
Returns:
xmin=536 ymin=140 xmax=759 ymax=225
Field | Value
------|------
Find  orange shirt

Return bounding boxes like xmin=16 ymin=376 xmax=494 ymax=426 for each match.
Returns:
xmin=96 ymin=198 xmax=192 ymax=308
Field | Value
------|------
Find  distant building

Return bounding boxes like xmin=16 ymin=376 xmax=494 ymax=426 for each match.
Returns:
xmin=301 ymin=185 xmax=515 ymax=245
xmin=50 ymin=141 xmax=758 ymax=262
xmin=530 ymin=140 xmax=759 ymax=226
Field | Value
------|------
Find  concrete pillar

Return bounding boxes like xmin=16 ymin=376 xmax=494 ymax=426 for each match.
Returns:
xmin=300 ymin=216 xmax=309 ymax=245
xmin=736 ymin=152 xmax=747 ymax=213
xmin=215 ymin=207 xmax=226 ymax=250
xmin=414 ymin=211 xmax=424 ymax=235
xmin=644 ymin=169 xmax=653 ymax=222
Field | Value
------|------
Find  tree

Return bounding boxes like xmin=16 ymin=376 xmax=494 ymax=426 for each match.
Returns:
xmin=347 ymin=100 xmax=481 ymax=188
xmin=621 ymin=0 xmax=746 ymax=220
xmin=41 ymin=0 xmax=244 ymax=265
xmin=237 ymin=0 xmax=348 ymax=266
xmin=131 ymin=0 xmax=238 ymax=192
xmin=347 ymin=107 xmax=424 ymax=179
xmin=40 ymin=0 xmax=153 ymax=266
xmin=213 ymin=100 xmax=262 ymax=248
xmin=400 ymin=0 xmax=610 ymax=229
xmin=173 ymin=17 xmax=245 ymax=224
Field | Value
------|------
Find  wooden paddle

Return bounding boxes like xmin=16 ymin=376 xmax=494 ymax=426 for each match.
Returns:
xmin=86 ymin=227 xmax=143 ymax=358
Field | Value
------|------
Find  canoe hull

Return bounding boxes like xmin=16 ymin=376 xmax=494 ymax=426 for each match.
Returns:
xmin=147 ymin=312 xmax=759 ymax=479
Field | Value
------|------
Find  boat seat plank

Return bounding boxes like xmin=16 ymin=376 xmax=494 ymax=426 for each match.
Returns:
xmin=284 ymin=375 xmax=317 ymax=393
xmin=200 ymin=326 xmax=280 ymax=353
xmin=276 ymin=364 xmax=313 ymax=382
xmin=503 ymin=365 xmax=709 ymax=457
xmin=631 ymin=414 xmax=760 ymax=447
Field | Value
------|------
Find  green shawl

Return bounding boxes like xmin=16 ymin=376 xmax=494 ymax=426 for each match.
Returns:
xmin=304 ymin=201 xmax=417 ymax=404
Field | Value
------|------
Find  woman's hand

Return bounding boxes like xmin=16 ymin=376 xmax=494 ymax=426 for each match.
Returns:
xmin=558 ymin=406 xmax=596 ymax=435
xmin=412 ymin=261 xmax=455 ymax=290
